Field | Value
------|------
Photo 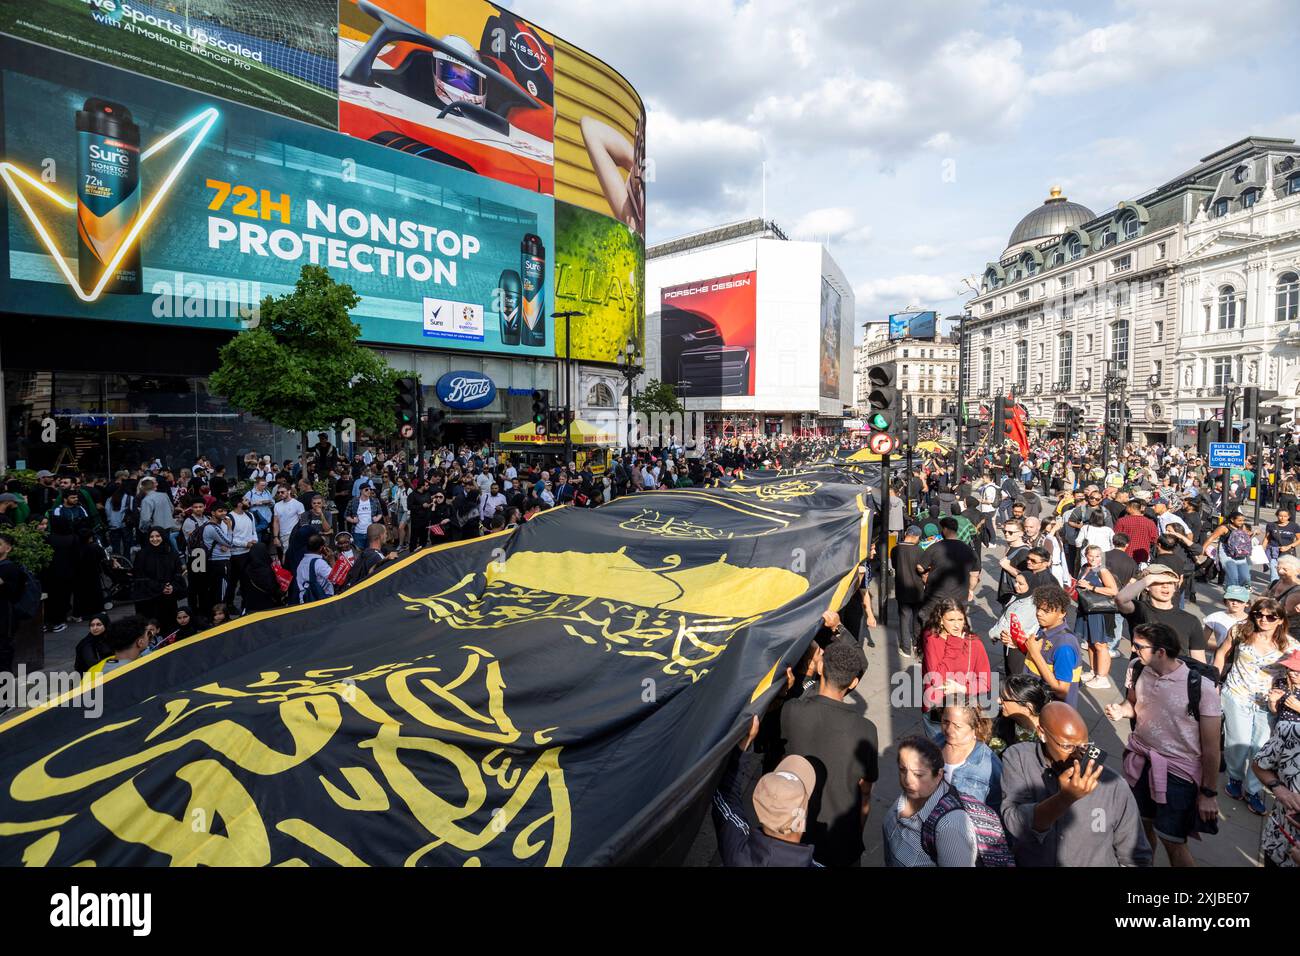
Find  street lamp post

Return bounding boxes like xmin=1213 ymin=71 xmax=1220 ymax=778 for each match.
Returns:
xmin=615 ymin=337 xmax=643 ymax=454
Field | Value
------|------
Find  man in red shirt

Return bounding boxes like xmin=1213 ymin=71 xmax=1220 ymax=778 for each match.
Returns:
xmin=1115 ymin=499 xmax=1160 ymax=564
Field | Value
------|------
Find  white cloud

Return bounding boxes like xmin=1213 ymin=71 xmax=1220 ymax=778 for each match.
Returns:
xmin=1029 ymin=0 xmax=1290 ymax=95
xmin=645 ymin=107 xmax=763 ymax=226
xmin=853 ymin=272 xmax=969 ymax=320
xmin=911 ymin=244 xmax=943 ymax=259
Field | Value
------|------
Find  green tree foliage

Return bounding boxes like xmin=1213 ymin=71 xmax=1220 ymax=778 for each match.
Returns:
xmin=631 ymin=379 xmax=685 ymax=415
xmin=209 ymin=266 xmax=404 ymax=456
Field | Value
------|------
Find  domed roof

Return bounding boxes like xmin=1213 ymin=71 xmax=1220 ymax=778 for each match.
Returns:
xmin=1003 ymin=187 xmax=1096 ymax=257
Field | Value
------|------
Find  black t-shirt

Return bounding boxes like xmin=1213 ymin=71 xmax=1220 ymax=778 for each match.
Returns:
xmin=778 ymin=695 xmax=879 ymax=867
xmin=920 ymin=539 xmax=979 ymax=603
xmin=1104 ymin=549 xmax=1137 ymax=588
xmin=1266 ymin=521 xmax=1300 ymax=552
xmin=1123 ymin=597 xmax=1206 ymax=654
xmin=1181 ymin=508 xmax=1206 ymax=545
xmin=891 ymin=542 xmax=926 ymax=605
xmin=998 ymin=545 xmax=1030 ymax=604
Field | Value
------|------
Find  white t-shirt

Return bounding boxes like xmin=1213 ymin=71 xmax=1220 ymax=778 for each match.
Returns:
xmin=1203 ymin=611 xmax=1246 ymax=647
xmin=274 ymin=497 xmax=305 ymax=546
xmin=354 ymin=498 xmax=374 ymax=537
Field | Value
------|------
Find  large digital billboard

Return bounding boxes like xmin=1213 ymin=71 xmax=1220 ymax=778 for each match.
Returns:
xmin=0 ymin=36 xmax=555 ymax=356
xmin=819 ymin=277 xmax=842 ymax=400
xmin=660 ymin=272 xmax=756 ymax=398
xmin=553 ymin=38 xmax=644 ymax=238
xmin=888 ymin=310 xmax=937 ymax=340
xmin=554 ymin=201 xmax=642 ymax=365
xmin=338 ymin=0 xmax=555 ymax=195
xmin=0 ymin=0 xmax=339 ymax=129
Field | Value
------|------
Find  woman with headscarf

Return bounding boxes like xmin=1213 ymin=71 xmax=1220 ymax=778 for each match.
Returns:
xmin=131 ymin=526 xmax=186 ymax=626
xmin=240 ymin=540 xmax=282 ymax=613
xmin=73 ymin=613 xmax=113 ymax=673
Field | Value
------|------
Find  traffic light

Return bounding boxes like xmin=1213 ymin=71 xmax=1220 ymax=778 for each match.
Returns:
xmin=394 ymin=376 xmax=419 ymax=437
xmin=531 ymin=389 xmax=550 ymax=434
xmin=1259 ymin=405 xmax=1287 ymax=440
xmin=548 ymin=409 xmax=567 ymax=436
xmin=999 ymin=395 xmax=1015 ymax=443
xmin=1068 ymin=407 xmax=1083 ymax=433
xmin=1196 ymin=419 xmax=1218 ymax=457
xmin=903 ymin=412 xmax=917 ymax=447
xmin=1241 ymin=387 xmax=1279 ymax=444
xmin=866 ymin=364 xmax=899 ymax=433
xmin=425 ymin=408 xmax=446 ymax=447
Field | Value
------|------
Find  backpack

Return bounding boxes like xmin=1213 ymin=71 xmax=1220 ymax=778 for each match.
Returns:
xmin=1224 ymin=528 xmax=1252 ymax=560
xmin=921 ymin=783 xmax=1015 ymax=868
xmin=186 ymin=520 xmax=217 ymax=564
xmin=1130 ymin=656 xmax=1219 ymax=721
xmin=303 ymin=557 xmax=328 ymax=604
xmin=0 ymin=559 xmax=42 ymax=622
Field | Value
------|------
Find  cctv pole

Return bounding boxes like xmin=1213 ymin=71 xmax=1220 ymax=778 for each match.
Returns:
xmin=954 ymin=322 xmax=966 ymax=488
xmin=1221 ymin=386 xmax=1236 ymax=522
xmin=878 ymin=449 xmax=891 ymax=628
xmin=552 ymin=310 xmax=586 ymax=473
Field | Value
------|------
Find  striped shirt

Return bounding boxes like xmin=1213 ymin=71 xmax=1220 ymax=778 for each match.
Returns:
xmin=882 ymin=784 xmax=978 ymax=867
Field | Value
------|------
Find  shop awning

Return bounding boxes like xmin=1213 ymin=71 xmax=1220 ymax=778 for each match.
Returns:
xmin=497 ymin=419 xmax=619 ymax=447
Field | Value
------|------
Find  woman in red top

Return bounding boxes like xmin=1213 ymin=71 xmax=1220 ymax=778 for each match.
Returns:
xmin=920 ymin=598 xmax=992 ymax=740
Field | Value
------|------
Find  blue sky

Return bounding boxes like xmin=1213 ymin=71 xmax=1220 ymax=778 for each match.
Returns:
xmin=525 ymin=0 xmax=1299 ymax=339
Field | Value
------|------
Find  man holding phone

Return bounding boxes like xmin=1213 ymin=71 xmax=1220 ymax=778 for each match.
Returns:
xmin=1000 ymin=701 xmax=1152 ymax=867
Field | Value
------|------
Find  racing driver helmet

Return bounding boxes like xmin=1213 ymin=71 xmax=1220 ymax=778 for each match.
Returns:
xmin=433 ymin=35 xmax=487 ymax=109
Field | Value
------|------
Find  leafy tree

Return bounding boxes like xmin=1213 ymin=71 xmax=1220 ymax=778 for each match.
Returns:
xmin=631 ymin=379 xmax=685 ymax=415
xmin=209 ymin=265 xmax=404 ymax=460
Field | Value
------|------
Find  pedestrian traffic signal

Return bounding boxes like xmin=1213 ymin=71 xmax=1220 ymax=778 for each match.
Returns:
xmin=866 ymin=364 xmax=899 ymax=433
xmin=394 ymin=376 xmax=419 ymax=436
xmin=531 ymin=389 xmax=550 ymax=434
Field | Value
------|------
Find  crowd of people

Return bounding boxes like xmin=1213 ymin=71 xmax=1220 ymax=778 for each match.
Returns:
xmin=719 ymin=430 xmax=1300 ymax=869
xmin=0 ymin=432 xmax=847 ymax=682
xmin=3 ymin=425 xmax=1299 ymax=870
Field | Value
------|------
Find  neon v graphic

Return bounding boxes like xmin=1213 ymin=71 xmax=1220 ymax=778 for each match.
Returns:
xmin=0 ymin=107 xmax=219 ymax=303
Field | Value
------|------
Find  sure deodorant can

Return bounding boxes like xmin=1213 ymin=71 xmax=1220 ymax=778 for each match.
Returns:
xmin=520 ymin=232 xmax=545 ymax=347
xmin=76 ymin=98 xmax=141 ymax=295
xmin=498 ymin=269 xmax=521 ymax=346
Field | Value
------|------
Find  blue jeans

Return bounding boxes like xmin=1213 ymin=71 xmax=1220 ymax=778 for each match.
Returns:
xmin=1221 ymin=692 xmax=1273 ymax=797
xmin=1107 ymin=613 xmax=1124 ymax=653
xmin=1221 ymin=556 xmax=1251 ymax=589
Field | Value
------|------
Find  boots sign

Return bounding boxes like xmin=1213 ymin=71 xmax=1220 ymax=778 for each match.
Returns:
xmin=435 ymin=371 xmax=497 ymax=410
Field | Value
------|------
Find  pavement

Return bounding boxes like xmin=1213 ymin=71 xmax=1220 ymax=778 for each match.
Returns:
xmin=684 ymin=501 xmax=1279 ymax=867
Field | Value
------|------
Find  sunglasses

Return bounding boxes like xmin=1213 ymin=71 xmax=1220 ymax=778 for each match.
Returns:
xmin=1253 ymin=613 xmax=1280 ymax=622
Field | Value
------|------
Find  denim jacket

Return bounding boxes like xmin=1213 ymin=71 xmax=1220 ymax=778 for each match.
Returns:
xmin=934 ymin=737 xmax=1003 ymax=808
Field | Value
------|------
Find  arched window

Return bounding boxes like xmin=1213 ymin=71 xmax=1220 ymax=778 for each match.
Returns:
xmin=1066 ymin=236 xmax=1082 ymax=259
xmin=1022 ymin=254 xmax=1038 ymax=277
xmin=1241 ymin=187 xmax=1260 ymax=209
xmin=1110 ymin=318 xmax=1129 ymax=368
xmin=1213 ymin=197 xmax=1230 ymax=217
xmin=984 ymin=268 xmax=1000 ymax=291
xmin=586 ymin=382 xmax=616 ymax=407
xmin=1278 ymin=272 xmax=1300 ymax=323
xmin=1100 ymin=231 xmax=1116 ymax=248
xmin=1121 ymin=214 xmax=1139 ymax=240
xmin=1234 ymin=164 xmax=1250 ymax=184
xmin=1051 ymin=250 xmax=1065 ymax=268
xmin=1218 ymin=285 xmax=1239 ymax=329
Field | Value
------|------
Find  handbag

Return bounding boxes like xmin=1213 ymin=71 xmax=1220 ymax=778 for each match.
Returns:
xmin=1250 ymin=542 xmax=1268 ymax=567
xmin=271 ymin=559 xmax=293 ymax=593
xmin=1076 ymin=580 xmax=1118 ymax=616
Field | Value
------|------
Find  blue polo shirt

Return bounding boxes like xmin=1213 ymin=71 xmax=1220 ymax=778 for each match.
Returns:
xmin=1028 ymin=621 xmax=1082 ymax=708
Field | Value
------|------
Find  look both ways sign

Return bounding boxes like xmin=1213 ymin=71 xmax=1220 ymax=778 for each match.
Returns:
xmin=1208 ymin=442 xmax=1247 ymax=469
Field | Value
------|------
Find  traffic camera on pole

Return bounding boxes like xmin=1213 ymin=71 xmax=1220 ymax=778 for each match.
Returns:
xmin=866 ymin=364 xmax=899 ymax=435
xmin=394 ymin=376 xmax=419 ymax=439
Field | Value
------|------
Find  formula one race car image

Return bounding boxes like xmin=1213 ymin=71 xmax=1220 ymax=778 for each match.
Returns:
xmin=338 ymin=0 xmax=555 ymax=193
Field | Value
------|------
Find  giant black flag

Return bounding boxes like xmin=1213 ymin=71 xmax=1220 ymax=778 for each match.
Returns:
xmin=0 ymin=474 xmax=869 ymax=866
